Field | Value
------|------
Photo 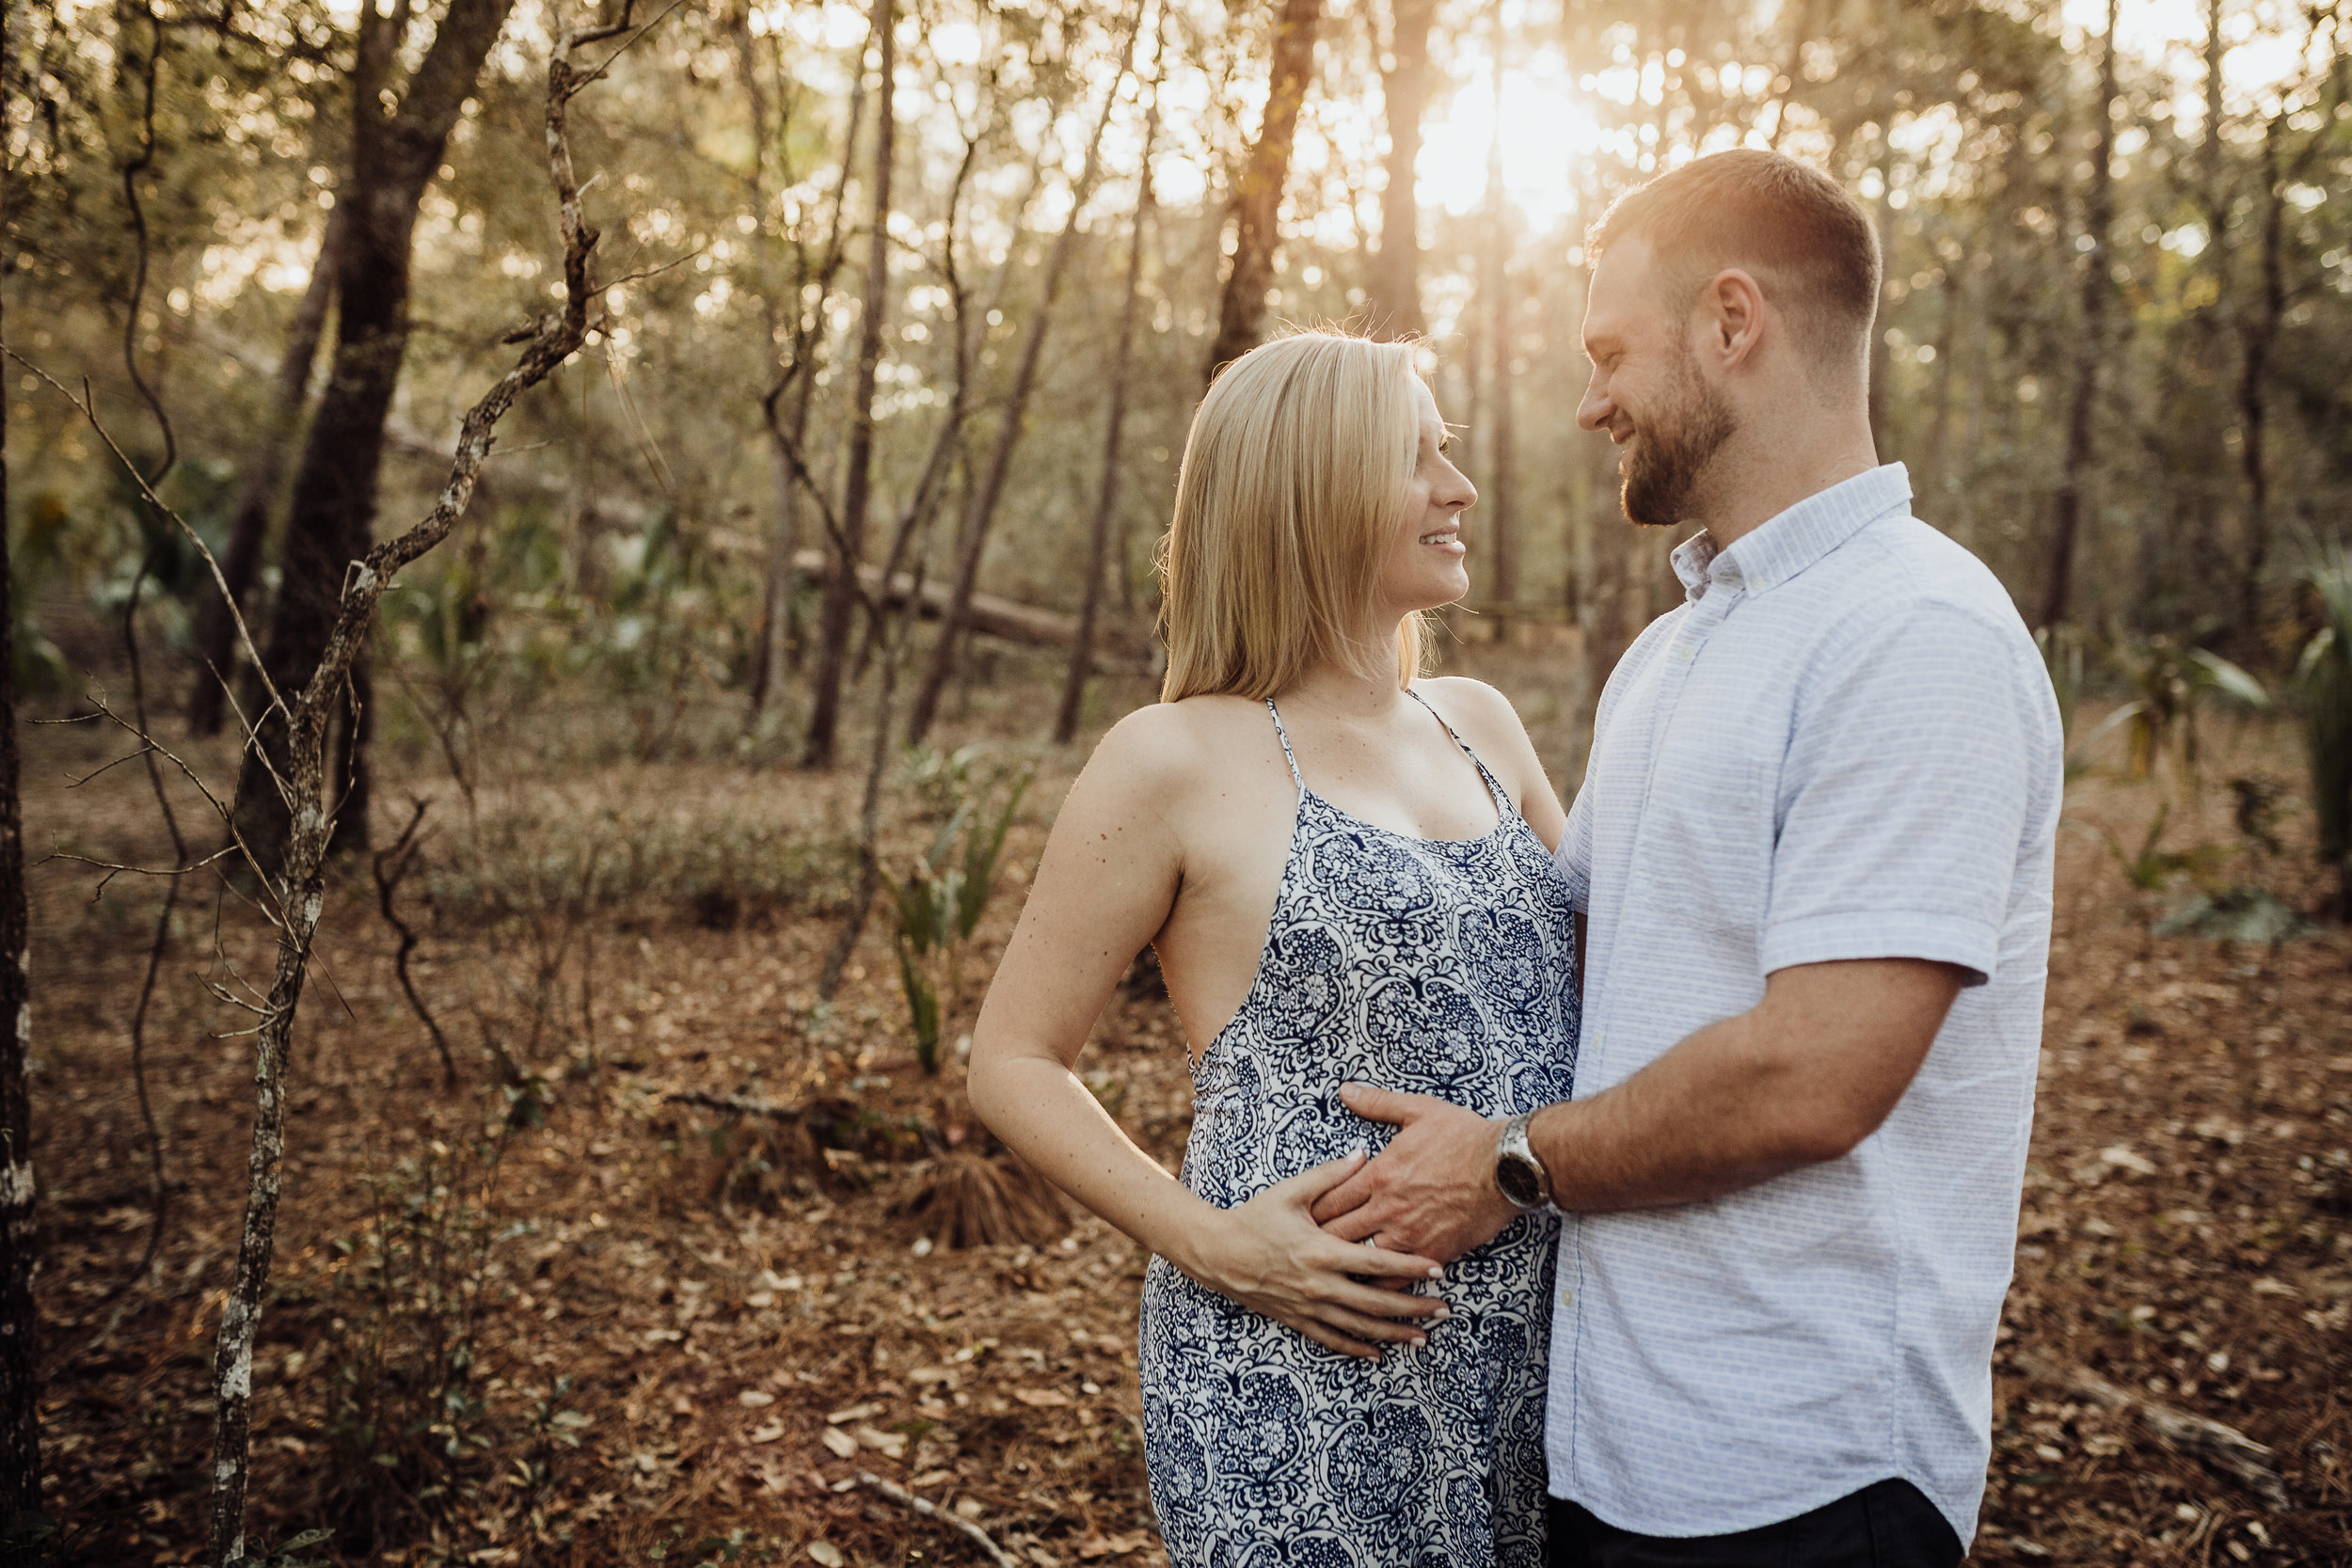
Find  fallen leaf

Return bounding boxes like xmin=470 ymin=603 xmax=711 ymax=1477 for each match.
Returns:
xmin=819 ymin=1427 xmax=858 ymax=1459
xmin=1075 ymin=1532 xmax=1152 ymax=1559
xmin=1012 ymin=1387 xmax=1073 ymax=1408
xmin=855 ymin=1423 xmax=909 ymax=1459
xmin=807 ymin=1545 xmax=845 ymax=1568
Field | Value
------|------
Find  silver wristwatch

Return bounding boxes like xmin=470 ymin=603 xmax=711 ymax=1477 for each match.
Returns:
xmin=1494 ymin=1111 xmax=1553 ymax=1212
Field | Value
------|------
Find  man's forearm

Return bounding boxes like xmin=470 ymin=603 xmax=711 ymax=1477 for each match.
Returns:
xmin=1530 ymin=1011 xmax=1859 ymax=1212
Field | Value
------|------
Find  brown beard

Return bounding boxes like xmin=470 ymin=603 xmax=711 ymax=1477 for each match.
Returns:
xmin=1620 ymin=348 xmax=1736 ymax=529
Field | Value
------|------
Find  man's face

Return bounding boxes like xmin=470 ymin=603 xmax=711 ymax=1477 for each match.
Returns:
xmin=1576 ymin=236 xmax=1738 ymax=530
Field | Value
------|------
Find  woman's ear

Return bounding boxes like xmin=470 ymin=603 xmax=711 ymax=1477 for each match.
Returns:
xmin=1707 ymin=268 xmax=1768 ymax=368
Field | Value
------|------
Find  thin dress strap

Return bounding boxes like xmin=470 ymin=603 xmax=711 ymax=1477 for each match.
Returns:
xmin=1264 ymin=698 xmax=1307 ymax=794
xmin=1405 ymin=688 xmax=1514 ymax=818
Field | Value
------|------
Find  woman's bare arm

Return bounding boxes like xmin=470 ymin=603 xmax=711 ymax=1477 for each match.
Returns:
xmin=967 ymin=707 xmax=1453 ymax=1358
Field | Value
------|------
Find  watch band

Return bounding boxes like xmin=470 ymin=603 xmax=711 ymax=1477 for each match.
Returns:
xmin=1495 ymin=1110 xmax=1554 ymax=1212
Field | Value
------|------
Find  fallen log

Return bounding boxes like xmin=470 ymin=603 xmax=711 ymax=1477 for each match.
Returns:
xmin=2012 ymin=1349 xmax=2291 ymax=1510
xmin=790 ymin=548 xmax=1153 ymax=671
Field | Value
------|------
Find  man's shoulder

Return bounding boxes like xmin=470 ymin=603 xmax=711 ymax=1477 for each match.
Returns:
xmin=1815 ymin=515 xmax=2036 ymax=651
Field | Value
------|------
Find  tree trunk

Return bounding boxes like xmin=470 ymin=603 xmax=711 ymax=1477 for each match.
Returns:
xmin=189 ymin=206 xmax=342 ymax=735
xmin=751 ymin=365 xmax=813 ymax=710
xmin=1203 ymin=0 xmax=1323 ymax=384
xmin=0 ymin=104 xmax=41 ymax=1548
xmin=1057 ymin=98 xmax=1158 ymax=744
xmin=801 ymin=0 xmax=898 ymax=769
xmin=1481 ymin=40 xmax=1517 ymax=636
xmin=2034 ymin=0 xmax=2117 ymax=633
xmin=1919 ymin=235 xmax=1961 ymax=505
xmin=1363 ymin=0 xmax=1432 ymax=341
xmin=1763 ymin=0 xmax=1814 ymax=150
xmin=2233 ymin=122 xmax=2288 ymax=649
xmin=743 ymin=8 xmax=866 ymax=722
xmin=1866 ymin=127 xmax=1898 ymax=454
xmin=906 ymin=14 xmax=1141 ymax=746
xmin=235 ymin=0 xmax=517 ymax=861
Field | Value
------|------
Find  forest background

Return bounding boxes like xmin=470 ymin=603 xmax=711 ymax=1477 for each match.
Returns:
xmin=2 ymin=0 xmax=2351 ymax=1562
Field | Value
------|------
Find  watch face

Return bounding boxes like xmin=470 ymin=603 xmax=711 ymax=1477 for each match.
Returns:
xmin=1497 ymin=1154 xmax=1543 ymax=1209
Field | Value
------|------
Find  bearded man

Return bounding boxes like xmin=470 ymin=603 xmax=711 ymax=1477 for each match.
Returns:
xmin=1313 ymin=150 xmax=2065 ymax=1566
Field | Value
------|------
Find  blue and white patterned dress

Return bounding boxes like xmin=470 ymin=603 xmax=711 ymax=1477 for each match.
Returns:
xmin=1139 ymin=692 xmax=1581 ymax=1566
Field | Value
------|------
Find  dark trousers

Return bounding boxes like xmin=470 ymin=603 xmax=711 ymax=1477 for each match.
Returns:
xmin=1548 ymin=1480 xmax=1963 ymax=1568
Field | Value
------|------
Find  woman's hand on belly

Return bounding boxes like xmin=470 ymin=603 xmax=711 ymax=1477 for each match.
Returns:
xmin=1173 ymin=1150 xmax=1453 ymax=1361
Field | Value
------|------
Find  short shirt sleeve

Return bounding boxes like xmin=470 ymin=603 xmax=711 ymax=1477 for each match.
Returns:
xmin=1555 ymin=780 xmax=1594 ymax=912
xmin=1761 ymin=600 xmax=2051 ymax=985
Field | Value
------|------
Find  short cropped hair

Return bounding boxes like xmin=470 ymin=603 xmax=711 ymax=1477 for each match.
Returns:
xmin=1160 ymin=331 xmax=1426 ymax=703
xmin=1587 ymin=150 xmax=1880 ymax=361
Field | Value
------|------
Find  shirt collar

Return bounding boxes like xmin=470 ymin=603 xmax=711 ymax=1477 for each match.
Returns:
xmin=1670 ymin=463 xmax=1914 ymax=602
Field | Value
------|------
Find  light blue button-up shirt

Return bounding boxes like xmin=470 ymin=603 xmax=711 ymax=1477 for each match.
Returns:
xmin=1549 ymin=464 xmax=2063 ymax=1544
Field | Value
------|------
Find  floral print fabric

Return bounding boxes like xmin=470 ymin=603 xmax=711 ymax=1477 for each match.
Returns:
xmin=1139 ymin=694 xmax=1581 ymax=1566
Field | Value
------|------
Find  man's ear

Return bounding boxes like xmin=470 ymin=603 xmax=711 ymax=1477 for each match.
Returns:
xmin=1704 ymin=268 xmax=1768 ymax=370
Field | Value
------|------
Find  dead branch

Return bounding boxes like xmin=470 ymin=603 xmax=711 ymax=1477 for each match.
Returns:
xmin=2012 ymin=1349 xmax=2291 ymax=1510
xmin=662 ymin=1089 xmax=802 ymax=1120
xmin=186 ymin=5 xmax=654 ymax=1560
xmin=87 ymin=546 xmax=184 ymax=1337
xmin=372 ymin=798 xmax=456 ymax=1086
xmin=854 ymin=1471 xmax=1021 ymax=1568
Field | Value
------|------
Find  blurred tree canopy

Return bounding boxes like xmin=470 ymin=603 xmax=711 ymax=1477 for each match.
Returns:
xmin=4 ymin=0 xmax=2348 ymax=782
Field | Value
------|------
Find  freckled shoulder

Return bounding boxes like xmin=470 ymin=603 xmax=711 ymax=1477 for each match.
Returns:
xmin=1060 ymin=698 xmax=1259 ymax=823
xmin=1416 ymin=676 xmax=1532 ymax=752
xmin=1415 ymin=676 xmax=1554 ymax=812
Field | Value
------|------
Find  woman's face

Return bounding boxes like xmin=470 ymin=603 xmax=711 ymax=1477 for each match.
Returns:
xmin=1375 ymin=377 xmax=1478 ymax=616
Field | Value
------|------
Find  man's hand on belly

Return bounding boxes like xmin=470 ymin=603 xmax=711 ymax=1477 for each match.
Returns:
xmin=1311 ymin=1085 xmax=1522 ymax=1263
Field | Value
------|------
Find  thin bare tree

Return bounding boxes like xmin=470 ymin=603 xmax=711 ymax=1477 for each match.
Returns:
xmin=1480 ymin=37 xmax=1517 ymax=635
xmin=1057 ymin=78 xmax=1160 ymax=744
xmin=1203 ymin=0 xmax=1323 ymax=382
xmin=904 ymin=8 xmax=1143 ymax=746
xmin=1363 ymin=0 xmax=1433 ymax=341
xmin=0 ymin=0 xmax=38 ymax=1526
xmin=744 ymin=6 xmax=870 ymax=724
xmin=187 ymin=205 xmax=344 ymax=736
xmin=2233 ymin=3 xmax=2346 ymax=646
xmin=802 ymin=0 xmax=899 ymax=769
xmin=2035 ymin=0 xmax=2118 ymax=632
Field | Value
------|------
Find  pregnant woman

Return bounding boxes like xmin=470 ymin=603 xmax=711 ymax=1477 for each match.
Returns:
xmin=968 ymin=331 xmax=1579 ymax=1563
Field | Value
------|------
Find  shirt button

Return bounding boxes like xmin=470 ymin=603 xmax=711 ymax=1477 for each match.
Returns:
xmin=1559 ymin=1288 xmax=1575 ymax=1308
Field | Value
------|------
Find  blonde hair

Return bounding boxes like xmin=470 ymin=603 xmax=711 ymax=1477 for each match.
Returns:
xmin=1159 ymin=331 xmax=1427 ymax=704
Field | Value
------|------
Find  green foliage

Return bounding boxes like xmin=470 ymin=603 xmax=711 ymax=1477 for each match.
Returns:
xmin=885 ymin=758 xmax=1035 ymax=1073
xmin=2101 ymin=801 xmax=2230 ymax=892
xmin=2106 ymin=633 xmax=2267 ymax=793
xmin=2296 ymin=537 xmax=2352 ymax=905
xmin=2153 ymin=885 xmax=2316 ymax=942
